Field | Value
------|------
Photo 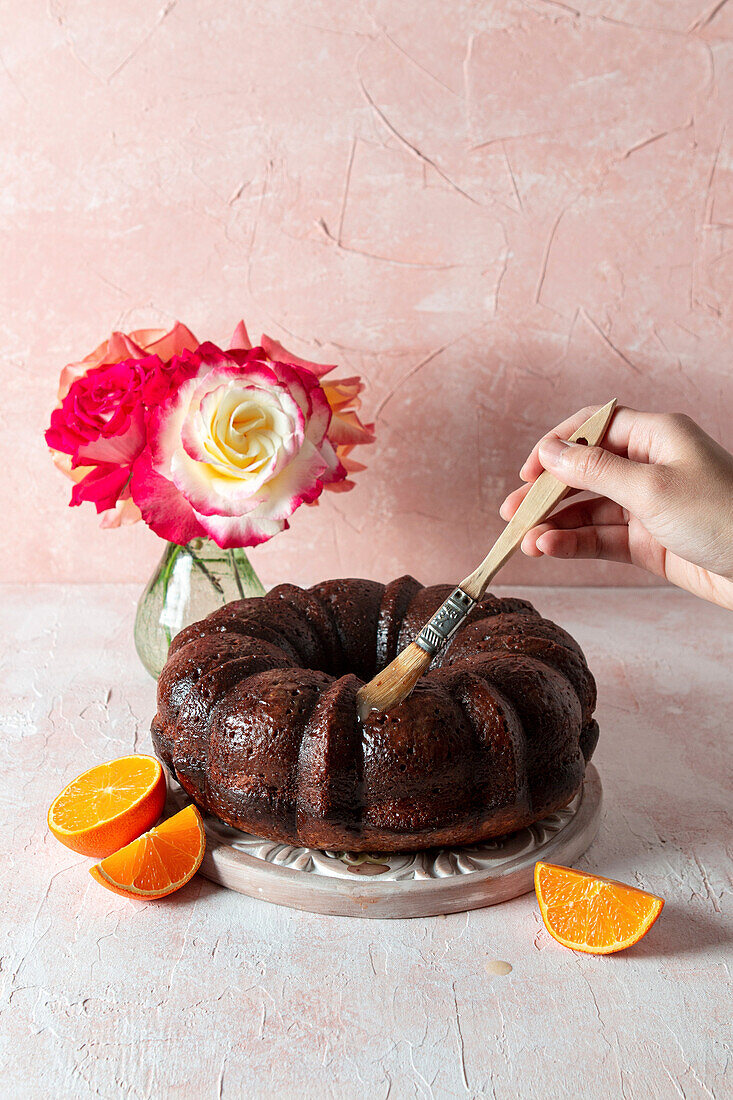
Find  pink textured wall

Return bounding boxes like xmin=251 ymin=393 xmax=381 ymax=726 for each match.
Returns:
xmin=4 ymin=1 xmax=732 ymax=587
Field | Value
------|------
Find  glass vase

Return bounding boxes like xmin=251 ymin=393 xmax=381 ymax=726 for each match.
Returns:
xmin=134 ymin=537 xmax=266 ymax=679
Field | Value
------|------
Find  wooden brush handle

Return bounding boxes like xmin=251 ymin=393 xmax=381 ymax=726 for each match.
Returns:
xmin=460 ymin=399 xmax=617 ymax=601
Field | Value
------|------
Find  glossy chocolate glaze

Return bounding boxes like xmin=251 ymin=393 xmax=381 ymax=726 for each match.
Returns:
xmin=153 ymin=576 xmax=598 ymax=851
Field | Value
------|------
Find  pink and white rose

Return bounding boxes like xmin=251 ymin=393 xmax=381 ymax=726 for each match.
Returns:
xmin=230 ymin=323 xmax=375 ymax=494
xmin=131 ymin=343 xmax=348 ymax=547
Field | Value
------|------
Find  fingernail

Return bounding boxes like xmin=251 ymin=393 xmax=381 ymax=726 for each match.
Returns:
xmin=538 ymin=436 xmax=572 ymax=466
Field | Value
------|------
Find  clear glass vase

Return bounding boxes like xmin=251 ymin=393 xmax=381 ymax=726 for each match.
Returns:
xmin=134 ymin=537 xmax=266 ymax=679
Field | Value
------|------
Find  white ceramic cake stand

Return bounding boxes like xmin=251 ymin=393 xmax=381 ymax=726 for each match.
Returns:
xmin=169 ymin=765 xmax=602 ymax=918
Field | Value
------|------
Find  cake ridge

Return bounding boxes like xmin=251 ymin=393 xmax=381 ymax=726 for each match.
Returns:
xmin=376 ymin=574 xmax=423 ymax=674
xmin=441 ymin=666 xmax=530 ymax=831
xmin=295 ymin=673 xmax=363 ymax=845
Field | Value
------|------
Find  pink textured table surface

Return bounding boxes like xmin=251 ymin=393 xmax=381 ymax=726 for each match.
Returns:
xmin=1 ymin=584 xmax=731 ymax=1098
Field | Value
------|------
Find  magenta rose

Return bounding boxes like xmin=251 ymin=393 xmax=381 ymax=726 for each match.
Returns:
xmin=45 ymin=354 xmax=200 ymax=514
xmin=49 ymin=322 xmax=200 ymax=526
xmin=130 ymin=343 xmax=346 ymax=548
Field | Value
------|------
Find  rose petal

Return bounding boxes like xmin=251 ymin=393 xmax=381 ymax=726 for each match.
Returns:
xmin=76 ymin=408 xmax=146 ymax=465
xmin=229 ymin=320 xmax=252 ymax=350
xmin=286 ymin=364 xmax=333 ymax=446
xmin=99 ymin=497 xmax=143 ymax=528
xmin=196 ymin=508 xmax=288 ymax=549
xmin=71 ymin=464 xmax=132 ymax=514
xmin=322 ymin=377 xmax=375 ymax=446
xmin=148 ymin=370 xmax=206 ymax=473
xmin=143 ymin=322 xmax=199 ymax=361
xmin=244 ymin=439 xmax=329 ymax=522
xmin=320 ymin=478 xmax=355 ymax=493
xmin=325 ymin=408 xmax=374 ymax=447
xmin=130 ymin=451 xmax=207 ymax=545
xmin=260 ymin=334 xmax=335 ymax=379
xmin=50 ymin=449 xmax=89 ymax=484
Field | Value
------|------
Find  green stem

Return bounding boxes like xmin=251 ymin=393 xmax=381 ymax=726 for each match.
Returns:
xmin=162 ymin=545 xmax=187 ymax=646
xmin=232 ymin=548 xmax=266 ymax=597
xmin=158 ymin=543 xmax=184 ymax=647
xmin=159 ymin=543 xmax=183 ymax=591
xmin=229 ymin=549 xmax=246 ymax=599
xmin=185 ymin=544 xmax=225 ymax=595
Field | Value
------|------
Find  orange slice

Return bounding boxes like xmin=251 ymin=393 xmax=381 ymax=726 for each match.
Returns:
xmin=535 ymin=861 xmax=664 ymax=955
xmin=89 ymin=804 xmax=205 ymax=900
xmin=48 ymin=755 xmax=166 ymax=857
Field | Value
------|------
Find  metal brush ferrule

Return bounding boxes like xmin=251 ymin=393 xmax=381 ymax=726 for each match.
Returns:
xmin=414 ymin=587 xmax=476 ymax=657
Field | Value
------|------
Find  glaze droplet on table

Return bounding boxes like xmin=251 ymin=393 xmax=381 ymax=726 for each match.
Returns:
xmin=485 ymin=960 xmax=513 ymax=976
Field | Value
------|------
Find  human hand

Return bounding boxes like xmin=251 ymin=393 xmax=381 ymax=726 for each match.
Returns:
xmin=500 ymin=407 xmax=733 ymax=610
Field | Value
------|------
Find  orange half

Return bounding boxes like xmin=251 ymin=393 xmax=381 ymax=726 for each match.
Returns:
xmin=535 ymin=861 xmax=664 ymax=955
xmin=89 ymin=804 xmax=205 ymax=900
xmin=48 ymin=755 xmax=166 ymax=857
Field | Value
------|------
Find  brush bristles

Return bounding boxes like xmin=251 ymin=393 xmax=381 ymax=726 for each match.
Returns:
xmin=356 ymin=642 xmax=432 ymax=721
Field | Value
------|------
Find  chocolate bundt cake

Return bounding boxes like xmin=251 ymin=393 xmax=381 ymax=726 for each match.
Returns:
xmin=152 ymin=577 xmax=598 ymax=852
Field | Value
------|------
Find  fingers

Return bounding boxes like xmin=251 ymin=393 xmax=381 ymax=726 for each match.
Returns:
xmin=519 ymin=498 xmax=629 ymax=555
xmin=518 ymin=405 xmax=658 ymax=483
xmin=534 ymin=435 xmax=669 ymax=516
xmin=499 ymin=483 xmax=528 ymax=519
xmin=500 ymin=481 xmax=584 ymax=520
xmin=501 ymin=442 xmax=664 ymax=526
xmin=528 ymin=525 xmax=633 ymax=564
xmin=542 ymin=496 xmax=628 ymax=529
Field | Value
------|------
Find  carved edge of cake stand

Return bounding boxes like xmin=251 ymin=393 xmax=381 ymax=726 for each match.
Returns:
xmin=169 ymin=765 xmax=603 ymax=918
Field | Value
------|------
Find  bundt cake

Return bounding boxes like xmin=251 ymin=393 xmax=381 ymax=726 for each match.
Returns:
xmin=152 ymin=577 xmax=598 ymax=852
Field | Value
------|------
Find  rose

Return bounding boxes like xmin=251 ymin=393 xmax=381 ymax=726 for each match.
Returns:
xmin=57 ymin=322 xmax=198 ymax=400
xmin=46 ymin=352 xmax=201 ymax=517
xmin=230 ymin=323 xmax=375 ymax=491
xmin=47 ymin=318 xmax=374 ymax=543
xmin=51 ymin=322 xmax=199 ymax=526
xmin=130 ymin=343 xmax=349 ymax=547
xmin=46 ymin=358 xmax=152 ymax=513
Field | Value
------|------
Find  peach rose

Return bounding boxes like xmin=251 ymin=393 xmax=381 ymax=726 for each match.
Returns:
xmin=58 ymin=322 xmax=198 ymax=399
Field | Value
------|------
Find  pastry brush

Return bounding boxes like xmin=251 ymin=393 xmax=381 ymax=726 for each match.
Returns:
xmin=356 ymin=399 xmax=617 ymax=720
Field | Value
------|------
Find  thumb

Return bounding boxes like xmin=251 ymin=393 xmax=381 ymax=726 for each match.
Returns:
xmin=538 ymin=435 xmax=656 ymax=514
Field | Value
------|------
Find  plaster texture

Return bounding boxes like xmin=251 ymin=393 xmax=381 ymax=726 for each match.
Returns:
xmin=1 ymin=584 xmax=730 ymax=1098
xmin=2 ymin=2 xmax=732 ymax=586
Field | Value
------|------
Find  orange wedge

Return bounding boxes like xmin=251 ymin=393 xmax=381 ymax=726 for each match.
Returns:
xmin=535 ymin=862 xmax=664 ymax=955
xmin=48 ymin=755 xmax=166 ymax=857
xmin=89 ymin=804 xmax=205 ymax=900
